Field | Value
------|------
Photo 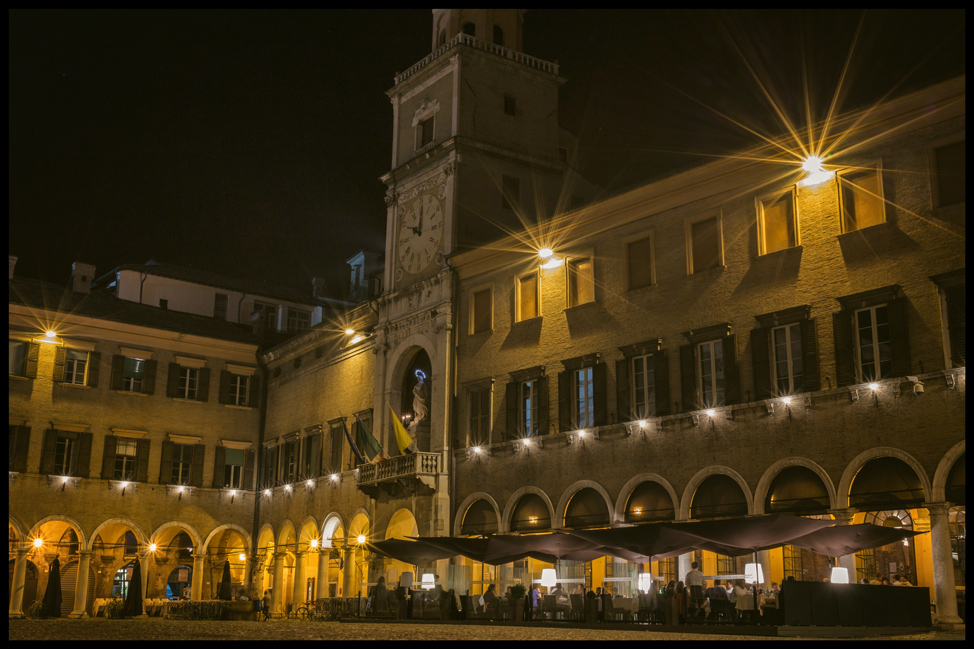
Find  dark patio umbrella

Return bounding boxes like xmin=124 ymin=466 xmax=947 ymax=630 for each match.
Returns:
xmin=564 ymin=524 xmax=703 ymax=562
xmin=122 ymin=560 xmax=143 ymax=618
xmin=368 ymin=538 xmax=458 ymax=565
xmin=783 ymin=523 xmax=925 ymax=557
xmin=40 ymin=557 xmax=63 ymax=618
xmin=218 ymin=559 xmax=232 ymax=600
xmin=666 ymin=513 xmax=836 ymax=556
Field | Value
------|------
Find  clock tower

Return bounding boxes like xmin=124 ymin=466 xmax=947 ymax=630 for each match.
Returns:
xmin=372 ymin=9 xmax=565 ymax=539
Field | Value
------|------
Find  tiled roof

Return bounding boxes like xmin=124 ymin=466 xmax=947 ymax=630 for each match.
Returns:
xmin=9 ymin=277 xmax=264 ymax=345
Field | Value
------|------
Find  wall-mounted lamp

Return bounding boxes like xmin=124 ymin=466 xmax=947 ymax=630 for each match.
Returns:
xmin=465 ymin=445 xmax=491 ymax=462
xmin=849 ymin=388 xmax=860 ymax=403
xmin=797 ymin=155 xmax=835 ymax=187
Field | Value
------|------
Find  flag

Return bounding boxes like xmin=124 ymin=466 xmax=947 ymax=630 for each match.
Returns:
xmin=389 ymin=404 xmax=417 ymax=455
xmin=340 ymin=415 xmax=366 ymax=465
xmin=354 ymin=413 xmax=384 ymax=463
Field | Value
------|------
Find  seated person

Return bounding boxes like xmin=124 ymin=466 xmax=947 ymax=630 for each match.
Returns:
xmin=706 ymin=579 xmax=729 ymax=602
xmin=891 ymin=574 xmax=911 ymax=587
xmin=868 ymin=572 xmax=884 ymax=585
xmin=482 ymin=584 xmax=500 ymax=618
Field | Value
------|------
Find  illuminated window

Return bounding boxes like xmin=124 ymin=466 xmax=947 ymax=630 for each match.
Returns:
xmin=626 ymin=236 xmax=655 ymax=290
xmin=567 ymin=257 xmax=595 ymax=307
xmin=502 ymin=175 xmax=520 ymax=210
xmin=170 ymin=443 xmax=193 ymax=485
xmin=686 ymin=213 xmax=723 ymax=274
xmin=54 ymin=434 xmax=78 ymax=476
xmin=631 ymin=354 xmax=656 ymax=419
xmin=854 ymin=305 xmax=892 ymax=382
xmin=287 ymin=308 xmax=311 ymax=332
xmin=932 ymin=139 xmax=965 ymax=207
xmin=471 ymin=288 xmax=492 ymax=334
xmin=302 ymin=434 xmax=320 ymax=477
xmin=697 ymin=340 xmax=725 ymax=408
xmin=515 ymin=272 xmax=539 ymax=322
xmin=757 ymin=191 xmax=798 ymax=254
xmin=573 ymin=367 xmax=595 ymax=428
xmin=253 ymin=302 xmax=278 ymax=331
xmin=229 ymin=374 xmax=250 ymax=406
xmin=469 ymin=387 xmax=491 ymax=444
xmin=114 ymin=438 xmax=138 ymax=481
xmin=122 ymin=357 xmax=145 ymax=392
xmin=520 ymin=380 xmax=539 ymax=437
xmin=772 ymin=323 xmax=804 ymax=394
xmin=224 ymin=448 xmax=244 ymax=489
xmin=63 ymin=349 xmax=89 ymax=385
xmin=177 ymin=367 xmax=199 ymax=400
xmin=839 ymin=166 xmax=885 ymax=233
xmin=281 ymin=439 xmax=298 ymax=483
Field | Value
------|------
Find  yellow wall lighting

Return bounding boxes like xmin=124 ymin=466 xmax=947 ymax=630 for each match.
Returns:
xmin=798 ymin=155 xmax=835 ymax=186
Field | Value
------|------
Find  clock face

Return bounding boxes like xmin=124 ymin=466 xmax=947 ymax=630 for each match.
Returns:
xmin=398 ymin=193 xmax=444 ymax=275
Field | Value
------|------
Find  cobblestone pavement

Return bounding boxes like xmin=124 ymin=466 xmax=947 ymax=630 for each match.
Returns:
xmin=7 ymin=619 xmax=966 ymax=641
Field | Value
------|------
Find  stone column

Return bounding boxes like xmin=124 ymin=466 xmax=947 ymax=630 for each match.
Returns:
xmin=243 ymin=557 xmax=253 ymax=597
xmin=292 ymin=551 xmax=307 ymax=608
xmin=677 ymin=553 xmax=693 ymax=584
xmin=757 ymin=550 xmax=772 ymax=589
xmin=191 ymin=555 xmax=205 ymax=601
xmin=269 ymin=551 xmax=287 ymax=618
xmin=342 ymin=547 xmax=354 ymax=597
xmin=8 ymin=546 xmax=29 ymax=619
xmin=69 ymin=551 xmax=93 ymax=618
xmin=925 ymin=502 xmax=964 ymax=630
xmin=829 ymin=509 xmax=858 ymax=581
xmin=316 ymin=549 xmax=330 ymax=599
xmin=138 ymin=554 xmax=151 ymax=616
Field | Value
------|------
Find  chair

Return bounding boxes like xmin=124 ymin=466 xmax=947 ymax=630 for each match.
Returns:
xmin=570 ymin=594 xmax=584 ymax=620
xmin=708 ymin=598 xmax=732 ymax=623
xmin=543 ymin=594 xmax=557 ymax=619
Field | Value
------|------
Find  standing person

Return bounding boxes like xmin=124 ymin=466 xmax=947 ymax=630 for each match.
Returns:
xmin=261 ymin=590 xmax=271 ymax=621
xmin=685 ymin=562 xmax=705 ymax=589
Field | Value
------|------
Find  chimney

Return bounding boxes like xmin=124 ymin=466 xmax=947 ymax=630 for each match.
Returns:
xmin=9 ymin=256 xmax=17 ymax=279
xmin=312 ymin=277 xmax=329 ymax=299
xmin=71 ymin=262 xmax=96 ymax=294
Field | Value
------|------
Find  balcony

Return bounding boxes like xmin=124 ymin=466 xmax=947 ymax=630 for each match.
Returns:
xmin=356 ymin=452 xmax=440 ymax=499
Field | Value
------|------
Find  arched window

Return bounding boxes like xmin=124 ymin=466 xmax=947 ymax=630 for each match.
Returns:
xmin=493 ymin=25 xmax=504 ymax=46
xmin=564 ymin=488 xmax=609 ymax=529
xmin=510 ymin=493 xmax=550 ymax=532
xmin=625 ymin=482 xmax=675 ymax=523
xmin=460 ymin=500 xmax=498 ymax=536
xmin=438 ymin=29 xmax=446 ymax=47
xmin=123 ymin=531 xmax=138 ymax=555
xmin=690 ymin=474 xmax=748 ymax=519
xmin=462 ymin=22 xmax=476 ymax=37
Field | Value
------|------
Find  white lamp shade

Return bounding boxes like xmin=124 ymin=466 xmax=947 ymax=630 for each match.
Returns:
xmin=830 ymin=566 xmax=850 ymax=584
xmin=421 ymin=573 xmax=435 ymax=590
xmin=540 ymin=569 xmax=557 ymax=589
xmin=401 ymin=572 xmax=414 ymax=588
xmin=744 ymin=563 xmax=764 ymax=584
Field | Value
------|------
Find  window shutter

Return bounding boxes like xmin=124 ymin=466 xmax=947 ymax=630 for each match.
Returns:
xmin=557 ymin=371 xmax=571 ymax=432
xmin=212 ymin=445 xmax=226 ymax=488
xmin=101 ymin=436 xmax=118 ymax=479
xmin=160 ymin=441 xmax=174 ymax=485
xmin=25 ymin=343 xmax=39 ymax=379
xmin=945 ymin=285 xmax=966 ymax=367
xmin=655 ymin=350 xmax=670 ymax=416
xmin=505 ymin=381 xmax=517 ymax=441
xmin=197 ymin=368 xmax=211 ymax=402
xmin=312 ymin=435 xmax=322 ymax=476
xmin=191 ymin=444 xmax=206 ymax=487
xmin=751 ymin=328 xmax=772 ymax=400
xmin=143 ymin=360 xmax=158 ymax=394
xmin=218 ymin=371 xmax=231 ymax=405
xmin=12 ymin=426 xmax=30 ymax=472
xmin=167 ymin=363 xmax=180 ymax=398
xmin=479 ymin=389 xmax=491 ymax=443
xmin=53 ymin=346 xmax=67 ymax=382
xmin=41 ymin=429 xmax=58 ymax=475
xmin=723 ymin=335 xmax=740 ymax=405
xmin=832 ymin=311 xmax=856 ymax=387
xmin=800 ymin=318 xmax=820 ymax=392
xmin=111 ymin=355 xmax=125 ymax=390
xmin=887 ymin=298 xmax=912 ymax=378
xmin=87 ymin=352 xmax=101 ymax=387
xmin=77 ymin=432 xmax=93 ymax=478
xmin=243 ymin=450 xmax=255 ymax=490
xmin=616 ymin=358 xmax=631 ymax=422
xmin=330 ymin=431 xmax=341 ymax=474
xmin=680 ymin=344 xmax=696 ymax=413
xmin=593 ymin=363 xmax=608 ymax=426
xmin=248 ymin=376 xmax=260 ymax=408
xmin=135 ymin=439 xmax=151 ymax=483
xmin=538 ymin=375 xmax=549 ymax=436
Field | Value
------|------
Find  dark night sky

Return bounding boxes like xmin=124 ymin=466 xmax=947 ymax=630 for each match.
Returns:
xmin=9 ymin=9 xmax=965 ymax=296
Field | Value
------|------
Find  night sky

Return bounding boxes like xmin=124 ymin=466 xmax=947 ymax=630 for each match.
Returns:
xmin=9 ymin=9 xmax=965 ymax=296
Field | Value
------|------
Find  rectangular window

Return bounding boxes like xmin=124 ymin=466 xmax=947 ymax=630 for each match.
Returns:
xmin=287 ymin=308 xmax=311 ymax=332
xmin=933 ymin=140 xmax=965 ymax=207
xmin=855 ymin=305 xmax=892 ymax=382
xmin=471 ymin=288 xmax=492 ymax=334
xmin=783 ymin=545 xmax=804 ymax=581
xmin=122 ymin=357 xmax=145 ymax=392
xmin=263 ymin=446 xmax=278 ymax=486
xmin=573 ymin=367 xmax=595 ymax=428
xmin=469 ymin=388 xmax=491 ymax=444
xmin=772 ymin=323 xmax=804 ymax=395
xmin=282 ymin=439 xmax=297 ymax=483
xmin=839 ymin=166 xmax=885 ymax=232
xmin=502 ymin=175 xmax=520 ymax=210
xmin=626 ymin=236 xmax=655 ymax=290
xmin=567 ymin=257 xmax=595 ymax=307
xmin=302 ymin=435 xmax=319 ymax=477
xmin=114 ymin=438 xmax=138 ymax=481
xmin=329 ymin=425 xmax=343 ymax=472
xmin=758 ymin=191 xmax=797 ymax=254
xmin=170 ymin=443 xmax=193 ymax=485
xmin=504 ymin=95 xmax=516 ymax=116
xmin=224 ymin=448 xmax=244 ymax=489
xmin=214 ymin=293 xmax=228 ymax=320
xmin=54 ymin=435 xmax=77 ymax=476
xmin=631 ymin=354 xmax=656 ymax=419
xmin=177 ymin=367 xmax=199 ymax=400
xmin=516 ymin=272 xmax=539 ymax=322
xmin=418 ymin=116 xmax=434 ymax=148
xmin=697 ymin=340 xmax=725 ymax=408
xmin=9 ymin=340 xmax=28 ymax=376
xmin=254 ymin=302 xmax=278 ymax=330
xmin=229 ymin=374 xmax=250 ymax=406
xmin=688 ymin=215 xmax=722 ymax=274
xmin=63 ymin=349 xmax=89 ymax=385
xmin=520 ymin=380 xmax=539 ymax=437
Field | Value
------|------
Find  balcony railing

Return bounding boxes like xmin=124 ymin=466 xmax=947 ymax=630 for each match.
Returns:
xmin=394 ymin=33 xmax=558 ymax=86
xmin=357 ymin=452 xmax=439 ymax=485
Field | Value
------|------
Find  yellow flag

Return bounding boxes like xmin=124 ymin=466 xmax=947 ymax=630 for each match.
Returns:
xmin=389 ymin=405 xmax=417 ymax=455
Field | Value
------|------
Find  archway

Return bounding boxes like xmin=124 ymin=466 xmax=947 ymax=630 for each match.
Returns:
xmin=510 ymin=493 xmax=551 ymax=532
xmin=254 ymin=526 xmax=276 ymax=599
xmin=321 ymin=517 xmax=345 ymax=597
xmin=690 ymin=474 xmax=749 ymax=520
xmin=624 ymin=481 xmax=676 ymax=524
xmin=204 ymin=526 xmax=250 ymax=600
xmin=765 ymin=466 xmax=831 ymax=515
xmin=347 ymin=513 xmax=371 ymax=598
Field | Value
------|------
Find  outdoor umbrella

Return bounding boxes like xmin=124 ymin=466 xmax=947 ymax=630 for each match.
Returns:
xmin=783 ymin=523 xmax=925 ymax=557
xmin=40 ymin=557 xmax=63 ymax=618
xmin=665 ymin=513 xmax=836 ymax=556
xmin=218 ymin=559 xmax=232 ymax=600
xmin=564 ymin=523 xmax=703 ymax=562
xmin=122 ymin=560 xmax=143 ymax=618
xmin=368 ymin=538 xmax=458 ymax=565
xmin=414 ymin=536 xmax=491 ymax=564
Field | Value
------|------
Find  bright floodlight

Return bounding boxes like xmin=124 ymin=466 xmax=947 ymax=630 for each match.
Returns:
xmin=472 ymin=446 xmax=481 ymax=453
xmin=782 ymin=396 xmax=792 ymax=405
xmin=577 ymin=430 xmax=586 ymax=437
xmin=33 ymin=538 xmax=43 ymax=548
xmin=802 ymin=155 xmax=824 ymax=174
xmin=357 ymin=535 xmax=366 ymax=544
xmin=310 ymin=539 xmax=318 ymax=548
xmin=306 ymin=479 xmax=313 ymax=487
xmin=264 ymin=489 xmax=271 ymax=496
xmin=345 ymin=328 xmax=355 ymax=335
xmin=538 ymin=247 xmax=554 ymax=259
xmin=868 ymin=383 xmax=879 ymax=391
xmin=705 ymin=409 xmax=716 ymax=417
xmin=149 ymin=543 xmax=157 ymax=552
xmin=239 ymin=553 xmax=247 ymax=561
xmin=638 ymin=420 xmax=648 ymax=428
xmin=45 ymin=330 xmax=57 ymax=339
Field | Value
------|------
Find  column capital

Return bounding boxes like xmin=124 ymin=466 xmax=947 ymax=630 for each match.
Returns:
xmin=192 ymin=554 xmax=206 ymax=565
xmin=923 ymin=502 xmax=954 ymax=517
xmin=78 ymin=549 xmax=94 ymax=558
xmin=15 ymin=545 xmax=30 ymax=557
xmin=828 ymin=508 xmax=857 ymax=524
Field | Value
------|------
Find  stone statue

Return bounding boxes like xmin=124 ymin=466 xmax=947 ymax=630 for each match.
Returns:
xmin=410 ymin=369 xmax=429 ymax=430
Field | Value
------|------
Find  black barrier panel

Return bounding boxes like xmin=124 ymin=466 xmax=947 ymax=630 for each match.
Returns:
xmin=835 ymin=585 xmax=864 ymax=626
xmin=906 ymin=587 xmax=931 ymax=627
xmin=887 ymin=586 xmax=909 ymax=625
xmin=810 ymin=585 xmax=839 ymax=626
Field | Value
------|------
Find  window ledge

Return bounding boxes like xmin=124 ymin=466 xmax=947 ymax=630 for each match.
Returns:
xmin=468 ymin=328 xmax=493 ymax=337
xmin=688 ymin=264 xmax=726 ymax=277
xmin=57 ymin=382 xmax=92 ymax=389
xmin=223 ymin=404 xmax=254 ymax=410
xmin=513 ymin=316 xmax=542 ymax=326
xmin=48 ymin=475 xmax=81 ymax=489
xmin=837 ymin=221 xmax=891 ymax=238
xmin=9 ymin=375 xmax=31 ymax=382
xmin=172 ymin=397 xmax=203 ymax=404
xmin=114 ymin=390 xmax=148 ymax=397
xmin=626 ymin=284 xmax=658 ymax=296
xmin=755 ymin=245 xmax=802 ymax=260
xmin=565 ymin=300 xmax=598 ymax=312
xmin=108 ymin=480 xmax=140 ymax=494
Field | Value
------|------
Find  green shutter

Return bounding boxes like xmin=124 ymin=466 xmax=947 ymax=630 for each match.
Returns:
xmin=25 ymin=343 xmax=39 ymax=379
xmin=101 ymin=436 xmax=117 ymax=479
xmin=680 ymin=344 xmax=696 ymax=413
xmin=167 ymin=363 xmax=180 ymax=398
xmin=593 ymin=363 xmax=607 ymax=426
xmin=537 ymin=375 xmax=549 ymax=436
xmin=53 ymin=346 xmax=67 ymax=382
xmin=111 ymin=355 xmax=125 ymax=390
xmin=191 ymin=444 xmax=206 ymax=487
xmin=12 ymin=426 xmax=31 ymax=472
xmin=160 ymin=441 xmax=174 ymax=485
xmin=212 ymin=445 xmax=226 ymax=488
xmin=143 ymin=360 xmax=158 ymax=394
xmin=504 ymin=381 xmax=517 ymax=441
xmin=218 ymin=371 xmax=231 ymax=405
xmin=616 ymin=358 xmax=631 ymax=423
xmin=751 ymin=328 xmax=772 ymax=400
xmin=40 ymin=429 xmax=58 ymax=475
xmin=654 ymin=350 xmax=670 ymax=416
xmin=243 ymin=450 xmax=255 ymax=491
xmin=833 ymin=311 xmax=856 ymax=387
xmin=135 ymin=439 xmax=150 ymax=483
xmin=887 ymin=298 xmax=912 ymax=378
xmin=800 ymin=318 xmax=820 ymax=392
xmin=945 ymin=285 xmax=966 ymax=367
xmin=248 ymin=376 xmax=260 ymax=408
xmin=87 ymin=352 xmax=101 ymax=387
xmin=197 ymin=368 xmax=211 ymax=402
xmin=557 ymin=371 xmax=571 ymax=432
xmin=77 ymin=432 xmax=93 ymax=478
